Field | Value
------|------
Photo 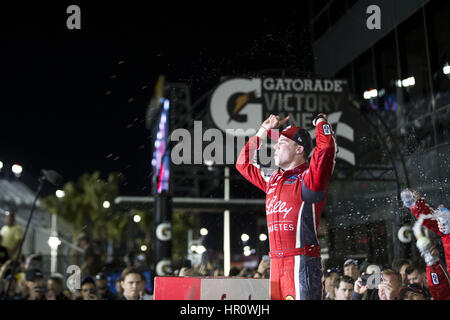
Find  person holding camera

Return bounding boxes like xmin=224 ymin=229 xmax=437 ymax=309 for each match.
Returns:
xmin=78 ymin=276 xmax=98 ymax=300
xmin=46 ymin=273 xmax=70 ymax=300
xmin=23 ymin=269 xmax=46 ymax=300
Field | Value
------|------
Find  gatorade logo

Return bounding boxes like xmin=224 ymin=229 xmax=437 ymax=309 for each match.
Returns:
xmin=431 ymin=273 xmax=439 ymax=285
xmin=285 ymin=295 xmax=295 ymax=300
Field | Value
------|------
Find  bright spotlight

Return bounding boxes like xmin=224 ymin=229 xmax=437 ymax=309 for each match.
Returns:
xmin=56 ymin=190 xmax=65 ymax=198
xmin=12 ymin=164 xmax=23 ymax=175
xmin=443 ymin=65 xmax=450 ymax=75
xmin=48 ymin=236 xmax=61 ymax=249
xmin=241 ymin=233 xmax=250 ymax=242
xmin=196 ymin=245 xmax=206 ymax=255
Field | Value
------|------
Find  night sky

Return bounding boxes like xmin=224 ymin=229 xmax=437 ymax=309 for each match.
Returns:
xmin=0 ymin=3 xmax=312 ymax=196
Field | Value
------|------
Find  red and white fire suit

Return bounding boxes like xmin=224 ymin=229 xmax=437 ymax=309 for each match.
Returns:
xmin=236 ymin=120 xmax=337 ymax=300
xmin=427 ymin=262 xmax=450 ymax=300
xmin=409 ymin=198 xmax=450 ymax=299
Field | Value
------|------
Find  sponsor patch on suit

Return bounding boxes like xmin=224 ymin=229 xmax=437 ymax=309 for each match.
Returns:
xmin=431 ymin=272 xmax=439 ymax=285
xmin=323 ymin=124 xmax=332 ymax=135
xmin=284 ymin=175 xmax=299 ymax=185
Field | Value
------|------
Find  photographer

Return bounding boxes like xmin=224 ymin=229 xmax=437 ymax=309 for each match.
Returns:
xmin=352 ymin=273 xmax=380 ymax=300
xmin=352 ymin=268 xmax=402 ymax=300
xmin=23 ymin=269 xmax=46 ymax=300
xmin=78 ymin=276 xmax=98 ymax=300
xmin=46 ymin=273 xmax=70 ymax=300
xmin=377 ymin=269 xmax=403 ymax=300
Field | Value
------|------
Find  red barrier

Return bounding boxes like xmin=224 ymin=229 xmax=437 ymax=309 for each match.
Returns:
xmin=154 ymin=277 xmax=270 ymax=300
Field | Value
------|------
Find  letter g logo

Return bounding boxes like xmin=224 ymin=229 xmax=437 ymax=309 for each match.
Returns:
xmin=210 ymin=78 xmax=263 ymax=136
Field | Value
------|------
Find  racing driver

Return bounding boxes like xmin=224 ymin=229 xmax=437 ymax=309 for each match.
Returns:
xmin=236 ymin=113 xmax=337 ymax=300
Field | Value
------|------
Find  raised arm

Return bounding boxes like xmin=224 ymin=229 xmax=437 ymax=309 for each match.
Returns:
xmin=402 ymin=189 xmax=444 ymax=237
xmin=302 ymin=114 xmax=338 ymax=202
xmin=236 ymin=115 xmax=290 ymax=192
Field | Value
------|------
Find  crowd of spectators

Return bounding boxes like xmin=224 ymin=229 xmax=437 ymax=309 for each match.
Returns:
xmin=0 ymin=243 xmax=445 ymax=300
xmin=0 ymin=210 xmax=447 ymax=300
xmin=0 ymin=253 xmax=153 ymax=300
xmin=323 ymin=258 xmax=435 ymax=300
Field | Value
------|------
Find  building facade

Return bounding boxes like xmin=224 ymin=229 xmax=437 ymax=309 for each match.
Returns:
xmin=309 ymin=0 xmax=450 ymax=268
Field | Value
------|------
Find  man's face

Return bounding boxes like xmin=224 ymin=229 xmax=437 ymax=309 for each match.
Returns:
xmin=47 ymin=279 xmax=62 ymax=295
xmin=334 ymin=281 xmax=353 ymax=300
xmin=407 ymin=270 xmax=424 ymax=285
xmin=121 ymin=273 xmax=142 ymax=300
xmin=96 ymin=279 xmax=108 ymax=296
xmin=344 ymin=263 xmax=359 ymax=280
xmin=399 ymin=264 xmax=410 ymax=285
xmin=26 ymin=278 xmax=45 ymax=298
xmin=81 ymin=283 xmax=96 ymax=300
xmin=274 ymin=135 xmax=302 ymax=169
xmin=382 ymin=274 xmax=400 ymax=287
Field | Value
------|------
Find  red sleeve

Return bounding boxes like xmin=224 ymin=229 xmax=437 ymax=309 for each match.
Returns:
xmin=410 ymin=198 xmax=444 ymax=237
xmin=303 ymin=120 xmax=337 ymax=192
xmin=427 ymin=262 xmax=450 ymax=300
xmin=235 ymin=136 xmax=267 ymax=193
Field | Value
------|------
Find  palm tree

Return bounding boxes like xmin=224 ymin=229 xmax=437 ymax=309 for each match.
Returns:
xmin=41 ymin=171 xmax=129 ymax=259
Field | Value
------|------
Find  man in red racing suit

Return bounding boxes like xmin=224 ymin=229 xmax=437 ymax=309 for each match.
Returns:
xmin=236 ymin=114 xmax=337 ymax=300
xmin=403 ymin=190 xmax=450 ymax=299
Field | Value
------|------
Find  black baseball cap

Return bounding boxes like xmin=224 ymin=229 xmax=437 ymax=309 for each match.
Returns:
xmin=26 ymin=268 xmax=43 ymax=281
xmin=81 ymin=276 xmax=96 ymax=287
